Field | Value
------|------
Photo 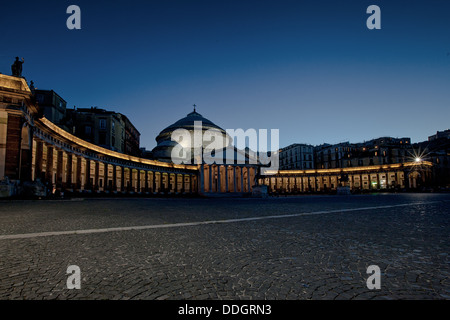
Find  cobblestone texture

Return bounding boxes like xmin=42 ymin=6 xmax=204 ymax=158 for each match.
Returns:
xmin=0 ymin=193 xmax=449 ymax=300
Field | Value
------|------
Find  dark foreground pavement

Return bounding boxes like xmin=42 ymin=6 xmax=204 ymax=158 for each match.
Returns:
xmin=0 ymin=193 xmax=449 ymax=300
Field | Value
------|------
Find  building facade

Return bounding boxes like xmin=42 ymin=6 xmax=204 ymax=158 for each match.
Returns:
xmin=34 ymin=90 xmax=68 ymax=130
xmin=416 ymin=134 xmax=450 ymax=188
xmin=66 ymin=107 xmax=126 ymax=153
xmin=428 ymin=129 xmax=450 ymax=141
xmin=279 ymin=143 xmax=314 ymax=170
xmin=66 ymin=107 xmax=141 ymax=157
xmin=122 ymin=114 xmax=141 ymax=157
xmin=0 ymin=75 xmax=37 ymax=183
xmin=314 ymin=137 xmax=413 ymax=169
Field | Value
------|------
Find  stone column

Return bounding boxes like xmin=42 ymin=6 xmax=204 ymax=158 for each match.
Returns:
xmin=0 ymin=111 xmax=7 ymax=180
xmin=247 ymin=167 xmax=251 ymax=192
xmin=182 ymin=174 xmax=187 ymax=193
xmin=45 ymin=145 xmax=54 ymax=189
xmin=136 ymin=169 xmax=141 ymax=193
xmin=188 ymin=174 xmax=192 ymax=193
xmin=112 ymin=164 xmax=117 ymax=192
xmin=209 ymin=165 xmax=213 ymax=193
xmin=144 ymin=171 xmax=149 ymax=193
xmin=56 ymin=150 xmax=63 ymax=191
xmin=404 ymin=170 xmax=410 ymax=190
xmin=152 ymin=171 xmax=156 ymax=193
xmin=94 ymin=161 xmax=100 ymax=191
xmin=66 ymin=153 xmax=73 ymax=190
xmin=200 ymin=165 xmax=205 ymax=194
xmin=75 ymin=157 xmax=82 ymax=190
xmin=217 ymin=165 xmax=221 ymax=193
xmin=173 ymin=173 xmax=178 ymax=193
xmin=128 ymin=168 xmax=133 ymax=192
xmin=225 ymin=165 xmax=229 ymax=192
xmin=120 ymin=166 xmax=125 ymax=192
xmin=34 ymin=140 xmax=44 ymax=181
xmin=163 ymin=172 xmax=167 ymax=193
xmin=3 ymin=114 xmax=20 ymax=180
xmin=240 ymin=166 xmax=244 ymax=193
xmin=85 ymin=159 xmax=92 ymax=190
xmin=180 ymin=174 xmax=185 ymax=193
xmin=233 ymin=166 xmax=237 ymax=192
xmin=103 ymin=163 xmax=109 ymax=191
xmin=157 ymin=171 xmax=161 ymax=193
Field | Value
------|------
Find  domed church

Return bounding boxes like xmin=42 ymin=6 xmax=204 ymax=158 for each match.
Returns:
xmin=152 ymin=108 xmax=231 ymax=163
xmin=151 ymin=107 xmax=260 ymax=195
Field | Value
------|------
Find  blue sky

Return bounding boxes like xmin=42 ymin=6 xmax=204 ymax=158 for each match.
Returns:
xmin=1 ymin=0 xmax=449 ymax=150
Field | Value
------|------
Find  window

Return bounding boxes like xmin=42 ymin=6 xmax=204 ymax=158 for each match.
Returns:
xmin=85 ymin=126 xmax=92 ymax=135
xmin=99 ymin=119 xmax=107 ymax=130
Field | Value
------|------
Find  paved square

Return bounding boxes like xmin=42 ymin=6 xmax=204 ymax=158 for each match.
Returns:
xmin=0 ymin=193 xmax=449 ymax=300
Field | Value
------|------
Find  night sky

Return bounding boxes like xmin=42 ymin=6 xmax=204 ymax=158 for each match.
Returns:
xmin=1 ymin=0 xmax=449 ymax=150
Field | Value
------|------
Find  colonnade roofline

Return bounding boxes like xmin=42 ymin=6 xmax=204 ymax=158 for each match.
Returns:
xmin=270 ymin=161 xmax=433 ymax=176
xmin=37 ymin=117 xmax=198 ymax=172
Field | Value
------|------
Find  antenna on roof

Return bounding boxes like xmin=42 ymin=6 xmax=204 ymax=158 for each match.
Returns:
xmin=193 ymin=104 xmax=197 ymax=112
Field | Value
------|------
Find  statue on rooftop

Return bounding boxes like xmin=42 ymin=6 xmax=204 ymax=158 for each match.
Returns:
xmin=11 ymin=57 xmax=24 ymax=77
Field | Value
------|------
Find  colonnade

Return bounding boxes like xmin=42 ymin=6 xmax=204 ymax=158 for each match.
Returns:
xmin=260 ymin=165 xmax=432 ymax=194
xmin=30 ymin=121 xmax=198 ymax=195
xmin=199 ymin=164 xmax=257 ymax=194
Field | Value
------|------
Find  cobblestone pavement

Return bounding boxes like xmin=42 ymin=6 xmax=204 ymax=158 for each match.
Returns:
xmin=0 ymin=193 xmax=448 ymax=300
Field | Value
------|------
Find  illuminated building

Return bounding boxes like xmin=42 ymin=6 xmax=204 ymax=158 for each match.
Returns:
xmin=151 ymin=109 xmax=259 ymax=194
xmin=0 ymin=72 xmax=440 ymax=197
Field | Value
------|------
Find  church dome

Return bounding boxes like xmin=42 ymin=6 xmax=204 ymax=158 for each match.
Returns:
xmin=152 ymin=109 xmax=231 ymax=162
xmin=159 ymin=110 xmax=225 ymax=135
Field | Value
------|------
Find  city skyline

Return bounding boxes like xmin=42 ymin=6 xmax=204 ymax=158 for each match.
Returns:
xmin=1 ymin=0 xmax=449 ymax=150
